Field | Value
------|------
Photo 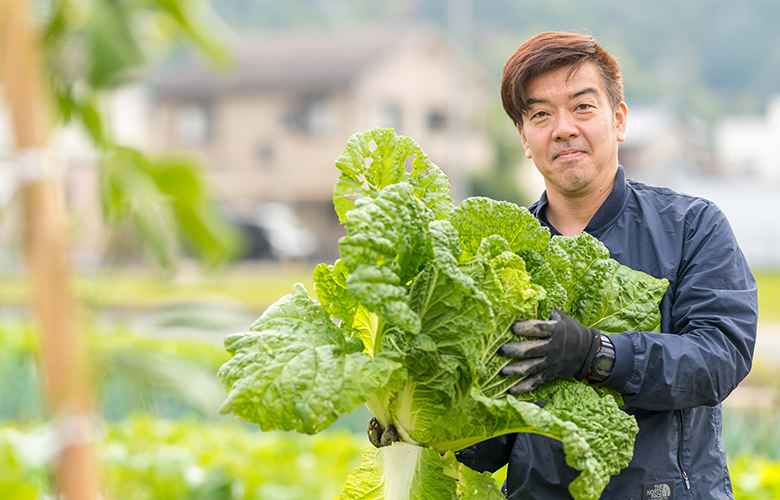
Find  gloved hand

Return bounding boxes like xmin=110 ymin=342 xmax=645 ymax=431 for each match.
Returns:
xmin=498 ymin=307 xmax=601 ymax=395
xmin=367 ymin=416 xmax=399 ymax=448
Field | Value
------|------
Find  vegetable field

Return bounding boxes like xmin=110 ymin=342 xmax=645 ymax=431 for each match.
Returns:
xmin=2 ymin=282 xmax=780 ymax=499
xmin=755 ymin=271 xmax=780 ymax=324
xmin=2 ymin=127 xmax=780 ymax=498
xmin=2 ymin=375 xmax=780 ymax=500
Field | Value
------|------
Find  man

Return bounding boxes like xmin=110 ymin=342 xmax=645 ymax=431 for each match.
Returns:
xmin=455 ymin=31 xmax=757 ymax=499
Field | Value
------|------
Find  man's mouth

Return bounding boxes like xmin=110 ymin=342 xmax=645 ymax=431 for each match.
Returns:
xmin=554 ymin=148 xmax=586 ymax=161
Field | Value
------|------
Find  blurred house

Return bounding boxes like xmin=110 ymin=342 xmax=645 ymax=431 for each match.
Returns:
xmin=145 ymin=26 xmax=494 ymax=257
xmin=668 ymin=175 xmax=780 ymax=269
xmin=592 ymin=102 xmax=780 ymax=269
xmin=618 ymin=105 xmax=711 ymax=184
xmin=684 ymin=95 xmax=780 ymax=269
xmin=714 ymin=95 xmax=780 ymax=180
xmin=620 ymin=99 xmax=780 ymax=269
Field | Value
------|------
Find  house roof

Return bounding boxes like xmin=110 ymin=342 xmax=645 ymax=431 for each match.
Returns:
xmin=149 ymin=28 xmax=423 ymax=98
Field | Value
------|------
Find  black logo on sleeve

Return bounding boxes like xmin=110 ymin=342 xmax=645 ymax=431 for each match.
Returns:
xmin=642 ymin=480 xmax=674 ymax=500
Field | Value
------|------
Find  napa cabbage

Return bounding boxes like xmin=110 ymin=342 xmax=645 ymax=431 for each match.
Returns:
xmin=217 ymin=128 xmax=669 ymax=500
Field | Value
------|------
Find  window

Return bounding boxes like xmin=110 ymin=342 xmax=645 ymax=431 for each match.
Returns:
xmin=373 ymin=102 xmax=402 ymax=131
xmin=256 ymin=143 xmax=275 ymax=170
xmin=427 ymin=110 xmax=447 ymax=133
xmin=285 ymin=97 xmax=334 ymax=137
xmin=175 ymin=101 xmax=212 ymax=145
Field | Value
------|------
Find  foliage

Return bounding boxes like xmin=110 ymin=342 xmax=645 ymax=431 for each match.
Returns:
xmin=99 ymin=147 xmax=240 ymax=269
xmin=0 ymin=319 xmax=228 ymax=372
xmin=0 ymin=320 xmax=229 ymax=423
xmin=754 ymin=271 xmax=780 ymax=324
xmin=2 ymin=323 xmax=777 ymax=498
xmin=0 ymin=416 xmax=365 ymax=500
xmin=723 ymin=409 xmax=780 ymax=461
xmin=468 ymin=165 xmax=528 ymax=208
xmin=217 ymin=128 xmax=669 ymax=500
xmin=2 ymin=415 xmax=780 ymax=500
xmin=37 ymin=0 xmax=239 ymax=269
xmin=468 ymin=108 xmax=531 ymax=206
xmin=0 ymin=264 xmax=315 ymax=309
xmin=3 ymin=267 xmax=778 ymax=324
xmin=730 ymin=455 xmax=780 ymax=500
xmin=0 ymin=431 xmax=53 ymax=500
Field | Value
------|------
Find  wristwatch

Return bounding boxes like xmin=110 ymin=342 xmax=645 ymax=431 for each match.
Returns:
xmin=588 ymin=335 xmax=615 ymax=383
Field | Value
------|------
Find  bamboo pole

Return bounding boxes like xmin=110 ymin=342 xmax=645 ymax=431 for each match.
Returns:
xmin=0 ymin=0 xmax=99 ymax=498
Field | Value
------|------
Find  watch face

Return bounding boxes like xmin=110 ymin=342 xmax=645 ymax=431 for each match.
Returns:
xmin=595 ymin=355 xmax=615 ymax=372
xmin=590 ymin=335 xmax=615 ymax=382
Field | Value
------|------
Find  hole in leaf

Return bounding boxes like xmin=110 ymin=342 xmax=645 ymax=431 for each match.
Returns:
xmin=403 ymin=154 xmax=417 ymax=173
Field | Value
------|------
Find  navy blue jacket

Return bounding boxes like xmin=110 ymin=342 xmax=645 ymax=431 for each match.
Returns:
xmin=458 ymin=166 xmax=758 ymax=499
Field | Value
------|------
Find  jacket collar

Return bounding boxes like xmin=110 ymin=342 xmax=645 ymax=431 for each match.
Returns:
xmin=530 ymin=165 xmax=627 ymax=237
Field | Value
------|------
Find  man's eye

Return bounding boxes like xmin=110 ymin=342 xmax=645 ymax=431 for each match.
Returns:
xmin=576 ymin=104 xmax=592 ymax=110
xmin=532 ymin=111 xmax=548 ymax=119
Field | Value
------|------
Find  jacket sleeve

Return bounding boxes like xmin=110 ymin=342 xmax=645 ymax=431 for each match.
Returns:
xmin=600 ymin=201 xmax=758 ymax=410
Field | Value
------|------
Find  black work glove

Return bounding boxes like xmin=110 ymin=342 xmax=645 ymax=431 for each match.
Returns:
xmin=367 ymin=416 xmax=399 ymax=448
xmin=498 ymin=307 xmax=601 ymax=395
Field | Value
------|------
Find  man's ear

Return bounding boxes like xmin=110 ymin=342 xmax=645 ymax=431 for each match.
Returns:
xmin=516 ymin=123 xmax=532 ymax=159
xmin=615 ymin=102 xmax=628 ymax=143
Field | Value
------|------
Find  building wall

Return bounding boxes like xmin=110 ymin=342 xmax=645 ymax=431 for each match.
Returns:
xmin=1 ymin=32 xmax=495 ymax=264
xmin=149 ymin=32 xmax=493 ymax=219
xmin=352 ymin=33 xmax=493 ymax=201
xmin=715 ymin=95 xmax=780 ymax=180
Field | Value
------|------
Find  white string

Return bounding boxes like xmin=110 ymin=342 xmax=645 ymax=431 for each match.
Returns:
xmin=16 ymin=147 xmax=61 ymax=183
xmin=7 ymin=413 xmax=104 ymax=468
xmin=53 ymin=413 xmax=103 ymax=449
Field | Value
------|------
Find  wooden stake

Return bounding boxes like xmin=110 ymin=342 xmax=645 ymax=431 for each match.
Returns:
xmin=0 ymin=1 xmax=99 ymax=498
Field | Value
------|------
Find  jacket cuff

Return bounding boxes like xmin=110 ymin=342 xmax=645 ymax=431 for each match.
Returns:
xmin=454 ymin=445 xmax=477 ymax=468
xmin=597 ymin=333 xmax=634 ymax=391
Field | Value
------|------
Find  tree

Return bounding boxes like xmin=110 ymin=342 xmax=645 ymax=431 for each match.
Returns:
xmin=0 ymin=0 xmax=237 ymax=497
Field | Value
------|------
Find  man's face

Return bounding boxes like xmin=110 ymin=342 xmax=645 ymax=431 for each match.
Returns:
xmin=518 ymin=62 xmax=627 ymax=198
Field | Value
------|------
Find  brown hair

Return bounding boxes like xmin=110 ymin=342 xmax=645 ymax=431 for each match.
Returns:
xmin=501 ymin=32 xmax=623 ymax=126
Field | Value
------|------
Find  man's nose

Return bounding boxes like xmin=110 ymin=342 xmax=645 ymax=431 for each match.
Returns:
xmin=552 ymin=112 xmax=578 ymax=141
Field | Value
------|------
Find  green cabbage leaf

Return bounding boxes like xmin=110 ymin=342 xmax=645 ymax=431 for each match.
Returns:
xmin=338 ymin=442 xmax=505 ymax=500
xmin=217 ymin=128 xmax=669 ymax=500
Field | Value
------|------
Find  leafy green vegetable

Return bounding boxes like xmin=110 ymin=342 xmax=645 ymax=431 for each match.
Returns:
xmin=338 ymin=442 xmax=507 ymax=500
xmin=333 ymin=128 xmax=453 ymax=223
xmin=339 ymin=443 xmax=458 ymax=500
xmin=217 ymin=284 xmax=406 ymax=434
xmin=217 ymin=128 xmax=669 ymax=500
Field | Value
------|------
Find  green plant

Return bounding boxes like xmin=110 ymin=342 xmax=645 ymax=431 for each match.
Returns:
xmin=0 ymin=321 xmax=229 ymax=422
xmin=723 ymin=408 xmax=780 ymax=461
xmin=754 ymin=271 xmax=780 ymax=324
xmin=730 ymin=454 xmax=780 ymax=500
xmin=37 ymin=0 xmax=239 ymax=269
xmin=0 ymin=264 xmax=315 ymax=309
xmin=0 ymin=417 xmax=366 ymax=500
xmin=217 ymin=128 xmax=669 ymax=500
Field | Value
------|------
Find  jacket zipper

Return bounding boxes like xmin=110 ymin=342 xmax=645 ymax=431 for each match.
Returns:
xmin=677 ymin=409 xmax=691 ymax=490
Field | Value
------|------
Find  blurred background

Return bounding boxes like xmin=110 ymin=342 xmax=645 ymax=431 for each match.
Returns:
xmin=1 ymin=0 xmax=780 ymax=498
